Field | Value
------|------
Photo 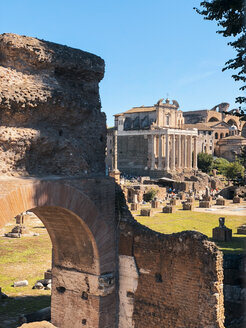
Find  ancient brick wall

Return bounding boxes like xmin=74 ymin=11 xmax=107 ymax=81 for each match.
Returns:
xmin=117 ymin=189 xmax=225 ymax=328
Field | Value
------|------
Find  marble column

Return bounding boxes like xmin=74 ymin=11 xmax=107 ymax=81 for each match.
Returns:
xmin=193 ymin=136 xmax=198 ymax=170
xmin=150 ymin=135 xmax=155 ymax=170
xmin=165 ymin=134 xmax=170 ymax=171
xmin=183 ymin=135 xmax=187 ymax=168
xmin=188 ymin=135 xmax=193 ymax=169
xmin=158 ymin=134 xmax=162 ymax=170
xmin=177 ymin=135 xmax=182 ymax=169
xmin=171 ymin=134 xmax=176 ymax=171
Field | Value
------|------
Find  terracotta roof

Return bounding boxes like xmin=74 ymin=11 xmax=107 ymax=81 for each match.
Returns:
xmin=184 ymin=123 xmax=214 ymax=131
xmin=222 ymin=135 xmax=246 ymax=140
xmin=114 ymin=103 xmax=177 ymax=117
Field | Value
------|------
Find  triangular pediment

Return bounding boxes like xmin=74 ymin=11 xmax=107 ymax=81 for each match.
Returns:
xmin=209 ymin=121 xmax=230 ymax=129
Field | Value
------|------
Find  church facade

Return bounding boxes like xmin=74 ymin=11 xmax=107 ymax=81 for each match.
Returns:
xmin=114 ymin=98 xmax=198 ymax=177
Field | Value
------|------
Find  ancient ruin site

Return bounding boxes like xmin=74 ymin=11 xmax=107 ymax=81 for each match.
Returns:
xmin=0 ymin=31 xmax=245 ymax=328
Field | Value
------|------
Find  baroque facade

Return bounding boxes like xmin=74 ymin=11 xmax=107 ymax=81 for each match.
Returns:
xmin=113 ymin=98 xmax=198 ymax=176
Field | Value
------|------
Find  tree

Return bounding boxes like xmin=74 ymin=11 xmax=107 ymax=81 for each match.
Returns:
xmin=143 ymin=188 xmax=157 ymax=202
xmin=197 ymin=152 xmax=214 ymax=173
xmin=238 ymin=145 xmax=246 ymax=169
xmin=211 ymin=157 xmax=229 ymax=175
xmin=195 ymin=0 xmax=246 ymax=105
xmin=224 ymin=161 xmax=245 ymax=181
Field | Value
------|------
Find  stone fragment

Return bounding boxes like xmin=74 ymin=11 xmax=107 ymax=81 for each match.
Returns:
xmin=33 ymin=282 xmax=44 ymax=289
xmin=233 ymin=196 xmax=241 ymax=204
xmin=212 ymin=217 xmax=232 ymax=242
xmin=151 ymin=200 xmax=159 ymax=208
xmin=182 ymin=203 xmax=194 ymax=211
xmin=14 ymin=280 xmax=28 ymax=287
xmin=237 ymin=225 xmax=246 ymax=235
xmin=130 ymin=203 xmax=139 ymax=211
xmin=140 ymin=209 xmax=153 ymax=216
xmin=199 ymin=200 xmax=211 ymax=208
xmin=162 ymin=205 xmax=175 ymax=213
xmin=216 ymin=198 xmax=226 ymax=206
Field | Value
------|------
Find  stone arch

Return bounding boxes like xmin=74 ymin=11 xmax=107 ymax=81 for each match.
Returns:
xmin=242 ymin=122 xmax=246 ymax=137
xmin=208 ymin=117 xmax=219 ymax=122
xmin=0 ymin=179 xmax=116 ymax=328
xmin=215 ymin=132 xmax=218 ymax=139
xmin=226 ymin=118 xmax=238 ymax=128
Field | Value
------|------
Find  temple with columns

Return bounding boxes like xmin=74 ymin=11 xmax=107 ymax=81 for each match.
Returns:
xmin=113 ymin=98 xmax=198 ymax=177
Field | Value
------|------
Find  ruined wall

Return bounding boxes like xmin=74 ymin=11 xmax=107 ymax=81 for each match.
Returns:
xmin=0 ymin=33 xmax=106 ymax=176
xmin=118 ymin=135 xmax=148 ymax=171
xmin=117 ymin=189 xmax=225 ymax=328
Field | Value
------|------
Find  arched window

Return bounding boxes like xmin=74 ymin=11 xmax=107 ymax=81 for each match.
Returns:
xmin=208 ymin=117 xmax=219 ymax=122
xmin=220 ymin=133 xmax=224 ymax=139
xmin=215 ymin=132 xmax=218 ymax=139
xmin=226 ymin=133 xmax=229 ymax=137
xmin=166 ymin=115 xmax=170 ymax=126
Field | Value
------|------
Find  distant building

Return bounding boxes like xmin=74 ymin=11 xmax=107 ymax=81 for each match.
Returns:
xmin=216 ymin=125 xmax=246 ymax=161
xmin=113 ymin=98 xmax=198 ymax=177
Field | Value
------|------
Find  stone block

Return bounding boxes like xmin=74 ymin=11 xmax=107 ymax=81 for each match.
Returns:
xmin=186 ymin=197 xmax=194 ymax=203
xmin=170 ymin=199 xmax=180 ymax=206
xmin=199 ymin=200 xmax=211 ymax=208
xmin=233 ymin=196 xmax=241 ymax=204
xmin=237 ymin=225 xmax=246 ymax=235
xmin=131 ymin=203 xmax=139 ymax=211
xmin=44 ymin=270 xmax=52 ymax=280
xmin=213 ymin=227 xmax=232 ymax=242
xmin=151 ymin=200 xmax=159 ymax=208
xmin=216 ymin=198 xmax=226 ymax=206
xmin=140 ymin=209 xmax=153 ymax=216
xmin=162 ymin=205 xmax=175 ymax=213
xmin=182 ymin=203 xmax=194 ymax=211
xmin=203 ymin=196 xmax=212 ymax=202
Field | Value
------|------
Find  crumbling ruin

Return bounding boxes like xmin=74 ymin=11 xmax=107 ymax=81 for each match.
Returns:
xmin=0 ymin=33 xmax=225 ymax=328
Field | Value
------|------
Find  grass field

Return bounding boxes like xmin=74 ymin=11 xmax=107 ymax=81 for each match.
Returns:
xmin=0 ymin=215 xmax=52 ymax=328
xmin=134 ymin=207 xmax=246 ymax=253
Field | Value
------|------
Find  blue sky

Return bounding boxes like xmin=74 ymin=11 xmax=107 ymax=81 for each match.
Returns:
xmin=0 ymin=0 xmax=244 ymax=126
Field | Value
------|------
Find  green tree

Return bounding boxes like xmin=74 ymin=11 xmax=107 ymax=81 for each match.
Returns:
xmin=211 ymin=157 xmax=229 ymax=175
xmin=195 ymin=0 xmax=246 ymax=105
xmin=224 ymin=161 xmax=245 ymax=181
xmin=143 ymin=188 xmax=157 ymax=202
xmin=238 ymin=146 xmax=246 ymax=169
xmin=197 ymin=152 xmax=214 ymax=173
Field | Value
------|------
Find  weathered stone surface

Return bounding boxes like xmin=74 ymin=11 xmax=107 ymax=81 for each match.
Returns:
xmin=213 ymin=227 xmax=232 ymax=242
xmin=163 ymin=205 xmax=175 ymax=213
xmin=183 ymin=202 xmax=194 ymax=211
xmin=216 ymin=198 xmax=226 ymax=206
xmin=199 ymin=200 xmax=211 ymax=208
xmin=0 ymin=33 xmax=106 ymax=177
xmin=233 ymin=196 xmax=241 ymax=204
xmin=140 ymin=208 xmax=153 ymax=216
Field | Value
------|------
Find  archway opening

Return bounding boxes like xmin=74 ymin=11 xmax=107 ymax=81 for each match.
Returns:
xmin=0 ymin=205 xmax=101 ymax=328
xmin=0 ymin=211 xmax=52 ymax=327
xmin=242 ymin=123 xmax=246 ymax=138
xmin=226 ymin=119 xmax=238 ymax=128
xmin=208 ymin=117 xmax=219 ymax=122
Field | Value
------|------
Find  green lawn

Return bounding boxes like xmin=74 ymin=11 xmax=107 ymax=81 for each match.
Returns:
xmin=0 ymin=217 xmax=52 ymax=328
xmin=134 ymin=209 xmax=246 ymax=253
